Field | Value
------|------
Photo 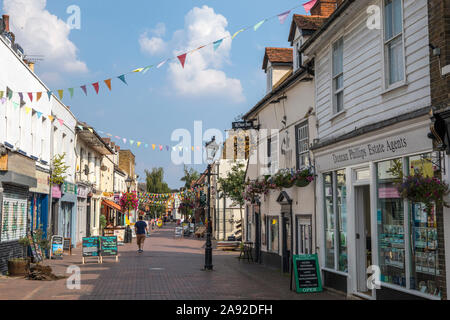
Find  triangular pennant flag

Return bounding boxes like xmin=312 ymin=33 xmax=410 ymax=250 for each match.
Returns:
xmin=213 ymin=39 xmax=223 ymax=51
xmin=0 ymin=91 xmax=3 ymax=100
xmin=7 ymin=88 xmax=13 ymax=100
xmin=57 ymin=89 xmax=64 ymax=100
xmin=123 ymin=138 xmax=127 ymax=144
xmin=145 ymin=144 xmax=148 ymax=148
xmin=77 ymin=125 xmax=84 ymax=130
xmin=303 ymin=0 xmax=318 ymax=13
xmin=118 ymin=75 xmax=127 ymax=85
xmin=47 ymin=91 xmax=52 ymax=101
xmin=133 ymin=68 xmax=144 ymax=73
xmin=142 ymin=65 xmax=153 ymax=74
xmin=27 ymin=92 xmax=33 ymax=102
xmin=277 ymin=10 xmax=291 ymax=24
xmin=68 ymin=88 xmax=74 ymax=98
xmin=177 ymin=53 xmax=187 ymax=68
xmin=106 ymin=133 xmax=112 ymax=137
xmin=12 ymin=102 xmax=19 ymax=109
xmin=58 ymin=118 xmax=64 ymax=126
xmin=152 ymin=144 xmax=156 ymax=150
xmin=115 ymin=136 xmax=120 ymax=139
xmin=80 ymin=85 xmax=87 ymax=96
xmin=137 ymin=142 xmax=141 ymax=147
xmin=88 ymin=128 xmax=93 ymax=133
xmin=48 ymin=115 xmax=55 ymax=122
xmin=25 ymin=107 xmax=31 ymax=114
xmin=92 ymin=82 xmax=99 ymax=94
xmin=104 ymin=79 xmax=112 ymax=91
xmin=18 ymin=92 xmax=23 ymax=102
xmin=130 ymin=140 xmax=134 ymax=146
xmin=159 ymin=145 xmax=163 ymax=151
xmin=172 ymin=146 xmax=176 ymax=151
xmin=232 ymin=29 xmax=244 ymax=40
xmin=0 ymin=97 xmax=5 ymax=104
xmin=166 ymin=145 xmax=169 ymax=151
xmin=37 ymin=112 xmax=43 ymax=119
xmin=254 ymin=19 xmax=266 ymax=31
xmin=157 ymin=60 xmax=167 ymax=69
xmin=36 ymin=92 xmax=42 ymax=102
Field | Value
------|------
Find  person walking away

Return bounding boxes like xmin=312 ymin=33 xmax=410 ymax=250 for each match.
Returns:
xmin=134 ymin=216 xmax=148 ymax=253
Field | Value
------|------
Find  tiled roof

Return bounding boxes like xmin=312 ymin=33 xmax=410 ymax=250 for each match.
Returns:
xmin=262 ymin=47 xmax=293 ymax=70
xmin=288 ymin=14 xmax=328 ymax=42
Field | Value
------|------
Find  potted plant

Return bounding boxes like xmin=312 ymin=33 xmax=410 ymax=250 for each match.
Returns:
xmin=273 ymin=169 xmax=295 ymax=189
xmin=8 ymin=237 xmax=31 ymax=276
xmin=293 ymin=167 xmax=315 ymax=187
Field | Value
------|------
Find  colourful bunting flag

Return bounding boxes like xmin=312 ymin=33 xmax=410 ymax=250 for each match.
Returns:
xmin=303 ymin=0 xmax=318 ymax=13
xmin=177 ymin=53 xmax=187 ymax=68
xmin=0 ymin=97 xmax=5 ymax=104
xmin=27 ymin=92 xmax=33 ymax=102
xmin=37 ymin=112 xmax=43 ymax=119
xmin=157 ymin=60 xmax=167 ymax=69
xmin=142 ymin=66 xmax=153 ymax=74
xmin=106 ymin=133 xmax=112 ymax=136
xmin=145 ymin=144 xmax=148 ymax=148
xmin=77 ymin=125 xmax=84 ymax=130
xmin=254 ymin=19 xmax=266 ymax=31
xmin=58 ymin=118 xmax=64 ymax=126
xmin=130 ymin=140 xmax=134 ymax=146
xmin=37 ymin=92 xmax=42 ymax=102
xmin=133 ymin=68 xmax=144 ymax=73
xmin=18 ymin=92 xmax=23 ymax=101
xmin=277 ymin=10 xmax=291 ymax=24
xmin=47 ymin=91 xmax=52 ymax=101
xmin=68 ymin=88 xmax=74 ymax=98
xmin=58 ymin=89 xmax=63 ymax=100
xmin=48 ymin=115 xmax=54 ymax=122
xmin=213 ymin=39 xmax=223 ymax=51
xmin=159 ymin=145 xmax=163 ymax=151
xmin=7 ymin=88 xmax=12 ymax=100
xmin=0 ymin=91 xmax=3 ymax=99
xmin=92 ymin=82 xmax=100 ymax=94
xmin=25 ymin=107 xmax=31 ymax=114
xmin=81 ymin=85 xmax=88 ymax=96
xmin=12 ymin=102 xmax=19 ymax=109
xmin=166 ymin=146 xmax=169 ymax=151
xmin=123 ymin=138 xmax=127 ymax=144
xmin=88 ymin=128 xmax=93 ymax=133
xmin=104 ymin=79 xmax=112 ymax=91
xmin=152 ymin=144 xmax=156 ymax=150
xmin=137 ymin=142 xmax=141 ymax=147
xmin=118 ymin=75 xmax=127 ymax=85
xmin=232 ymin=29 xmax=244 ymax=40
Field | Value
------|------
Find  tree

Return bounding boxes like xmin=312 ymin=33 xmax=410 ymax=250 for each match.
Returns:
xmin=180 ymin=165 xmax=200 ymax=189
xmin=50 ymin=153 xmax=70 ymax=185
xmin=217 ymin=163 xmax=246 ymax=239
xmin=145 ymin=167 xmax=171 ymax=193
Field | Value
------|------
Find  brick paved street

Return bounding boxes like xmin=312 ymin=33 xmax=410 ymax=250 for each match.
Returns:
xmin=0 ymin=223 xmax=345 ymax=300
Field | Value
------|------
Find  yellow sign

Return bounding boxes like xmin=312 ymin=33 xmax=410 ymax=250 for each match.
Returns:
xmin=272 ymin=219 xmax=277 ymax=225
xmin=157 ymin=219 xmax=163 ymax=228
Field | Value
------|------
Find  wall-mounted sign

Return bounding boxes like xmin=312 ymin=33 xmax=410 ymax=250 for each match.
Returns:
xmin=293 ymin=254 xmax=322 ymax=293
xmin=51 ymin=185 xmax=62 ymax=199
xmin=63 ymin=182 xmax=77 ymax=195
xmin=232 ymin=120 xmax=258 ymax=130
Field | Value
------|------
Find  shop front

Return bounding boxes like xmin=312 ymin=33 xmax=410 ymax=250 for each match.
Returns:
xmin=58 ymin=181 xmax=77 ymax=248
xmin=28 ymin=169 xmax=50 ymax=238
xmin=314 ymin=116 xmax=445 ymax=300
xmin=76 ymin=183 xmax=90 ymax=245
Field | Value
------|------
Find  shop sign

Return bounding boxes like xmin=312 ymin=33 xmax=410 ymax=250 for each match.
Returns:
xmin=77 ymin=185 xmax=89 ymax=198
xmin=30 ymin=171 xmax=50 ymax=194
xmin=316 ymin=125 xmax=431 ymax=171
xmin=63 ymin=181 xmax=77 ymax=195
xmin=51 ymin=185 xmax=62 ymax=199
xmin=293 ymin=254 xmax=322 ymax=293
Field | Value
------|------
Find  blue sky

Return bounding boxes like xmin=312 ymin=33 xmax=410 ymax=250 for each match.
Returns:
xmin=1 ymin=0 xmax=308 ymax=189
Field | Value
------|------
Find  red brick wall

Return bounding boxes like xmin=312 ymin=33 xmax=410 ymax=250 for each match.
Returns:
xmin=311 ymin=0 xmax=338 ymax=17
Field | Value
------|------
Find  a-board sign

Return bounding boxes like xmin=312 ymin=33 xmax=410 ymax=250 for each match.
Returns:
xmin=100 ymin=236 xmax=118 ymax=257
xmin=28 ymin=232 xmax=43 ymax=263
xmin=293 ymin=254 xmax=322 ymax=293
xmin=114 ymin=229 xmax=125 ymax=245
xmin=51 ymin=235 xmax=64 ymax=258
xmin=63 ymin=238 xmax=72 ymax=254
xmin=82 ymin=237 xmax=99 ymax=257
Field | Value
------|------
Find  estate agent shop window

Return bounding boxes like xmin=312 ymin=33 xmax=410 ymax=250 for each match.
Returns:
xmin=377 ymin=153 xmax=441 ymax=297
xmin=267 ymin=216 xmax=279 ymax=253
xmin=323 ymin=170 xmax=348 ymax=272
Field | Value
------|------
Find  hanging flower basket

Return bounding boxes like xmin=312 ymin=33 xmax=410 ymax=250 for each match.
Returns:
xmin=293 ymin=168 xmax=315 ymax=188
xmin=273 ymin=170 xmax=295 ymax=189
xmin=119 ymin=192 xmax=139 ymax=212
xmin=397 ymin=173 xmax=449 ymax=214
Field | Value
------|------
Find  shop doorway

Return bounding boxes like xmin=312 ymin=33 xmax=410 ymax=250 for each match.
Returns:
xmin=254 ymin=210 xmax=261 ymax=263
xmin=355 ymin=185 xmax=372 ymax=296
xmin=86 ymin=198 xmax=91 ymax=237
xmin=281 ymin=215 xmax=291 ymax=273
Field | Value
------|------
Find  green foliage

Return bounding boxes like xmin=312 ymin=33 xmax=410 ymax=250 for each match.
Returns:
xmin=100 ymin=215 xmax=107 ymax=230
xmin=18 ymin=236 xmax=30 ymax=247
xmin=217 ymin=163 xmax=246 ymax=208
xmin=180 ymin=165 xmax=200 ymax=189
xmin=145 ymin=167 xmax=171 ymax=193
xmin=50 ymin=153 xmax=70 ymax=185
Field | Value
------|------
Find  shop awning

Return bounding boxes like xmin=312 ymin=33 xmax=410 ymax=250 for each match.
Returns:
xmin=102 ymin=199 xmax=122 ymax=212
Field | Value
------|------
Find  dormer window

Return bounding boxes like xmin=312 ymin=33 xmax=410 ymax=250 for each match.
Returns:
xmin=266 ymin=66 xmax=273 ymax=93
xmin=294 ymin=39 xmax=303 ymax=71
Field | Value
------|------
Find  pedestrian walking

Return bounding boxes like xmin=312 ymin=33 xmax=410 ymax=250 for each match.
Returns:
xmin=134 ymin=215 xmax=148 ymax=253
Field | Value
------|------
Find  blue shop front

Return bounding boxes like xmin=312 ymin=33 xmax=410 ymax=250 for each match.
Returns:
xmin=28 ymin=169 xmax=50 ymax=238
xmin=58 ymin=181 xmax=77 ymax=248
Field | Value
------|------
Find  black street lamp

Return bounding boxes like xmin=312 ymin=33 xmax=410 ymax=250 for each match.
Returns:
xmin=125 ymin=176 xmax=133 ymax=193
xmin=204 ymin=136 xmax=219 ymax=271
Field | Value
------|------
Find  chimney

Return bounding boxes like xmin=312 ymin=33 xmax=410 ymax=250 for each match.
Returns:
xmin=2 ymin=15 xmax=9 ymax=32
xmin=310 ymin=0 xmax=338 ymax=17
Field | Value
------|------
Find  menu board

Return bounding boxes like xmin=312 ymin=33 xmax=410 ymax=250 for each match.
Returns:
xmin=100 ymin=236 xmax=118 ymax=256
xmin=114 ymin=229 xmax=125 ymax=245
xmin=51 ymin=235 xmax=64 ymax=258
xmin=82 ymin=237 xmax=99 ymax=257
xmin=293 ymin=254 xmax=322 ymax=293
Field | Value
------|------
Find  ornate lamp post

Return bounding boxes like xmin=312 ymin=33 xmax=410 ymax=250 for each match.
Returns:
xmin=204 ymin=136 xmax=219 ymax=270
xmin=125 ymin=176 xmax=133 ymax=219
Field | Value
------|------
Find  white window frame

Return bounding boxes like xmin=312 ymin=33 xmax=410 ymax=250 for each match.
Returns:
xmin=266 ymin=66 xmax=273 ymax=93
xmin=293 ymin=38 xmax=303 ymax=71
xmin=332 ymin=37 xmax=344 ymax=114
xmin=382 ymin=0 xmax=406 ymax=90
xmin=296 ymin=120 xmax=310 ymax=170
xmin=268 ymin=133 xmax=279 ymax=175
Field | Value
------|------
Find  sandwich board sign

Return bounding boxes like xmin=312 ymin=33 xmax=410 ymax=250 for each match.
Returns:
xmin=82 ymin=237 xmax=100 ymax=264
xmin=51 ymin=235 xmax=64 ymax=259
xmin=99 ymin=236 xmax=118 ymax=263
xmin=293 ymin=254 xmax=322 ymax=293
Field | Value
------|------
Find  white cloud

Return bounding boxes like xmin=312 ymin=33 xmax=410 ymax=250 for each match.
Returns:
xmin=3 ymin=0 xmax=88 ymax=80
xmin=151 ymin=22 xmax=166 ymax=37
xmin=139 ymin=32 xmax=167 ymax=56
xmin=167 ymin=6 xmax=245 ymax=103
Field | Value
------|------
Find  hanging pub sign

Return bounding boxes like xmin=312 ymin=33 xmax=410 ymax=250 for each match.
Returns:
xmin=232 ymin=119 xmax=258 ymax=130
xmin=293 ymin=254 xmax=322 ymax=293
xmin=99 ymin=236 xmax=118 ymax=263
xmin=51 ymin=235 xmax=64 ymax=259
xmin=82 ymin=237 xmax=100 ymax=264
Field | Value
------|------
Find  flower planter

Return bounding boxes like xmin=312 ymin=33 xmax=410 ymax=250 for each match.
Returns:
xmin=281 ymin=180 xmax=295 ymax=188
xmin=295 ymin=179 xmax=311 ymax=188
xmin=8 ymin=258 xmax=30 ymax=276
